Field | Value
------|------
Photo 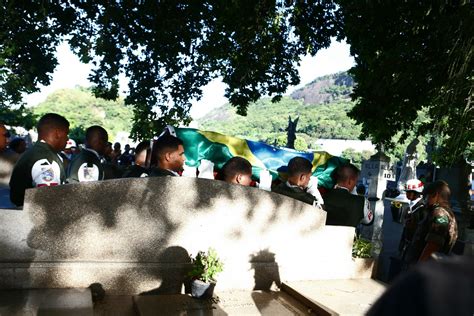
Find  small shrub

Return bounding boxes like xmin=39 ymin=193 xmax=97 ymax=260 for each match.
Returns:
xmin=352 ymin=237 xmax=372 ymax=258
xmin=188 ymin=248 xmax=224 ymax=283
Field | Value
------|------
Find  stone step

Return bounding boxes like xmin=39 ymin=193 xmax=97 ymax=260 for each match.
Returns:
xmin=0 ymin=288 xmax=93 ymax=316
xmin=133 ymin=290 xmax=312 ymax=316
xmin=281 ymin=279 xmax=386 ymax=316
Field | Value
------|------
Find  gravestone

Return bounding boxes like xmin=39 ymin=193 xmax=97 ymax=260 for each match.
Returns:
xmin=361 ymin=152 xmax=394 ymax=254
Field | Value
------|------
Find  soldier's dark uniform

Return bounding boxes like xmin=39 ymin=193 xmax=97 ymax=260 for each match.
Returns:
xmin=399 ymin=198 xmax=426 ymax=262
xmin=406 ymin=204 xmax=458 ymax=264
xmin=9 ymin=141 xmax=66 ymax=206
xmin=149 ymin=168 xmax=178 ymax=177
xmin=272 ymin=182 xmax=316 ymax=205
xmin=324 ymin=187 xmax=370 ymax=227
xmin=122 ymin=165 xmax=149 ymax=178
xmin=67 ymin=148 xmax=104 ymax=183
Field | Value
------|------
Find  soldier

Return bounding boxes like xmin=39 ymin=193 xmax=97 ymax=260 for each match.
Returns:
xmin=9 ymin=113 xmax=69 ymax=206
xmin=417 ymin=180 xmax=458 ymax=262
xmin=220 ymin=157 xmax=253 ymax=186
xmin=67 ymin=125 xmax=108 ymax=183
xmin=324 ymin=163 xmax=373 ymax=227
xmin=149 ymin=135 xmax=186 ymax=177
xmin=272 ymin=157 xmax=323 ymax=206
xmin=399 ymin=179 xmax=426 ymax=265
xmin=122 ymin=141 xmax=150 ymax=178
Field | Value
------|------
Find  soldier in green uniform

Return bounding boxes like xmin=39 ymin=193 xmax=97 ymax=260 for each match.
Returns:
xmin=9 ymin=113 xmax=69 ymax=206
xmin=416 ymin=180 xmax=458 ymax=262
xmin=323 ymin=163 xmax=373 ymax=227
xmin=272 ymin=157 xmax=319 ymax=205
xmin=122 ymin=141 xmax=150 ymax=178
xmin=149 ymin=135 xmax=186 ymax=177
xmin=67 ymin=125 xmax=108 ymax=183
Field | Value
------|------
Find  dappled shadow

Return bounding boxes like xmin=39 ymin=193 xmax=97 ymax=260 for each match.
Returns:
xmin=8 ymin=175 xmax=330 ymax=295
xmin=250 ymin=249 xmax=281 ymax=291
xmin=139 ymin=246 xmax=191 ymax=295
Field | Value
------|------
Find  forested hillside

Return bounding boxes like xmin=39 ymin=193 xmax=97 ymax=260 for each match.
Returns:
xmin=198 ymin=72 xmax=361 ymax=150
xmin=33 ymin=87 xmax=133 ymax=141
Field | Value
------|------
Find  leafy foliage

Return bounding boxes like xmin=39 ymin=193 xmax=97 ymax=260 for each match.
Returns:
xmin=340 ymin=2 xmax=473 ymax=165
xmin=198 ymin=96 xmax=362 ymax=148
xmin=341 ymin=148 xmax=374 ymax=169
xmin=352 ymin=236 xmax=372 ymax=259
xmin=188 ymin=248 xmax=224 ymax=283
xmin=0 ymin=104 xmax=36 ymax=129
xmin=32 ymin=87 xmax=133 ymax=141
xmin=1 ymin=1 xmax=341 ymax=139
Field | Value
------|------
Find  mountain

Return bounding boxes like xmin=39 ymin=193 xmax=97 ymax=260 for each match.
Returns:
xmin=290 ymin=71 xmax=354 ymax=104
xmin=197 ymin=71 xmax=361 ymax=149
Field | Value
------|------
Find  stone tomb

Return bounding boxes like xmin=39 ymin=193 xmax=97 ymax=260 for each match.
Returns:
xmin=0 ymin=177 xmax=369 ymax=294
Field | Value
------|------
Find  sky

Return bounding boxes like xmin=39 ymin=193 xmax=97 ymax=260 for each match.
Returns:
xmin=24 ymin=40 xmax=355 ymax=119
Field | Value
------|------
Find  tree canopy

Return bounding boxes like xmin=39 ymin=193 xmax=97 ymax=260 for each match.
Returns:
xmin=1 ymin=1 xmax=340 ymax=139
xmin=339 ymin=1 xmax=473 ymax=164
xmin=1 ymin=1 xmax=472 ymax=165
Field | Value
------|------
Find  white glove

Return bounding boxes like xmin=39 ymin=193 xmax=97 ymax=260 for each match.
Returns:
xmin=258 ymin=169 xmax=272 ymax=191
xmin=198 ymin=159 xmax=215 ymax=179
xmin=182 ymin=165 xmax=197 ymax=178
xmin=307 ymin=176 xmax=324 ymax=205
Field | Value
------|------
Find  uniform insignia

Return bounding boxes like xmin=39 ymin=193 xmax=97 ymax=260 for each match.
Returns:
xmin=78 ymin=163 xmax=100 ymax=182
xmin=31 ymin=159 xmax=61 ymax=187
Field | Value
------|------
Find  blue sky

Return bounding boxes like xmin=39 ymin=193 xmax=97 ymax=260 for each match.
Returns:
xmin=24 ymin=40 xmax=354 ymax=119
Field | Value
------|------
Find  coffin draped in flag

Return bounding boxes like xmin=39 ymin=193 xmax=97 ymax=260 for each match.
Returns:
xmin=169 ymin=127 xmax=347 ymax=189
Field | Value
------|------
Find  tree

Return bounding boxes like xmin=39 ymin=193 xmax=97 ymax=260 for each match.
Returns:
xmin=33 ymin=87 xmax=133 ymax=140
xmin=341 ymin=148 xmax=374 ymax=169
xmin=1 ymin=1 xmax=341 ymax=139
xmin=339 ymin=2 xmax=473 ymax=165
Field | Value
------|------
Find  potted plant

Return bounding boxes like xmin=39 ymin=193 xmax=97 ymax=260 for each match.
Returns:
xmin=352 ymin=236 xmax=375 ymax=278
xmin=188 ymin=248 xmax=224 ymax=299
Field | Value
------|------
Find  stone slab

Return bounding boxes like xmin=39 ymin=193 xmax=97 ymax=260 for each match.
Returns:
xmin=0 ymin=288 xmax=93 ymax=316
xmin=0 ymin=177 xmax=370 ymax=293
xmin=93 ymin=295 xmax=136 ymax=316
xmin=282 ymin=279 xmax=386 ymax=316
xmin=133 ymin=290 xmax=311 ymax=316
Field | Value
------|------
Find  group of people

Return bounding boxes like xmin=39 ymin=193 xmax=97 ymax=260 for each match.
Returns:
xmin=1 ymin=113 xmax=373 ymax=228
xmin=398 ymin=178 xmax=458 ymax=266
xmin=1 ymin=113 xmax=459 ymax=264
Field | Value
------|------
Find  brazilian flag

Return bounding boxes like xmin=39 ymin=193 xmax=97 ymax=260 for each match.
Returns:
xmin=172 ymin=127 xmax=347 ymax=189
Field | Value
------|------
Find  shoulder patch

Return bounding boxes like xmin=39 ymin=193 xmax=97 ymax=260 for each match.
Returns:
xmin=78 ymin=163 xmax=100 ymax=182
xmin=434 ymin=215 xmax=449 ymax=225
xmin=31 ymin=159 xmax=61 ymax=187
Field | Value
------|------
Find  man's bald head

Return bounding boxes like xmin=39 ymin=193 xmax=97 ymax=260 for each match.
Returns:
xmin=85 ymin=125 xmax=108 ymax=155
xmin=333 ymin=163 xmax=360 ymax=191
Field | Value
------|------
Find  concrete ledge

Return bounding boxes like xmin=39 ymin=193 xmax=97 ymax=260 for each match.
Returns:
xmin=133 ymin=290 xmax=310 ymax=316
xmin=0 ymin=288 xmax=93 ymax=316
xmin=1 ymin=177 xmax=364 ymax=293
xmin=281 ymin=279 xmax=386 ymax=316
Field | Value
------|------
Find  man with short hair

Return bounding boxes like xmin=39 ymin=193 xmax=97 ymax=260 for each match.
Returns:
xmin=221 ymin=157 xmax=253 ymax=186
xmin=9 ymin=113 xmax=69 ymax=206
xmin=67 ymin=125 xmax=108 ymax=183
xmin=324 ymin=163 xmax=373 ymax=227
xmin=272 ymin=157 xmax=320 ymax=205
xmin=149 ymin=135 xmax=186 ymax=177
xmin=122 ymin=141 xmax=150 ymax=178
